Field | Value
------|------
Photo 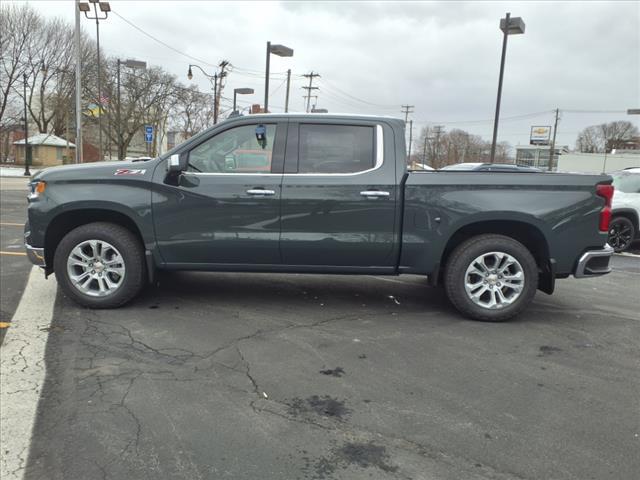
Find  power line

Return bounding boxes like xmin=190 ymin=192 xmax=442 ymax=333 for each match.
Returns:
xmin=111 ymin=10 xmax=218 ymax=68
xmin=319 ymin=79 xmax=398 ymax=109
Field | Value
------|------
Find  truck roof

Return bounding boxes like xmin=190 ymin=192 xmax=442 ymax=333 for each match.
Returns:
xmin=224 ymin=112 xmax=405 ymax=123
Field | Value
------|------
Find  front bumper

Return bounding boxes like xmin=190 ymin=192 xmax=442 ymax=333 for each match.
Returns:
xmin=574 ymin=244 xmax=614 ymax=278
xmin=25 ymin=243 xmax=46 ymax=267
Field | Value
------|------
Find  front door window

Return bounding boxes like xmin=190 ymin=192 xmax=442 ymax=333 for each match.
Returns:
xmin=188 ymin=124 xmax=276 ymax=173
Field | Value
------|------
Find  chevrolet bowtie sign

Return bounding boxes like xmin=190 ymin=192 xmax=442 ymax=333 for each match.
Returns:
xmin=530 ymin=126 xmax=551 ymax=145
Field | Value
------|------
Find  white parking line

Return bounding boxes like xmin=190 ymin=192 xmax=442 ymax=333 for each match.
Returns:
xmin=0 ymin=267 xmax=57 ymax=480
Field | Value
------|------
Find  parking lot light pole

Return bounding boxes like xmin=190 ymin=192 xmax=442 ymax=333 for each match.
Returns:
xmin=79 ymin=0 xmax=110 ymax=161
xmin=490 ymin=12 xmax=525 ymax=163
xmin=264 ymin=42 xmax=293 ymax=113
xmin=22 ymin=74 xmax=30 ymax=176
xmin=117 ymin=59 xmax=146 ymax=160
xmin=233 ymin=88 xmax=254 ymax=114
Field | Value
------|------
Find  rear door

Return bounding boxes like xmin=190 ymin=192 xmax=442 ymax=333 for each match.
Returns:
xmin=279 ymin=120 xmax=398 ymax=269
xmin=152 ymin=121 xmax=286 ymax=266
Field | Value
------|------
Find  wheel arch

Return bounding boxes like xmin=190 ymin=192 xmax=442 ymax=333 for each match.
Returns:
xmin=436 ymin=219 xmax=553 ymax=293
xmin=44 ymin=208 xmax=145 ymax=274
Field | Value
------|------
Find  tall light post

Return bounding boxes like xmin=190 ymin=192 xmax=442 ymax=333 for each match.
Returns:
xmin=233 ymin=88 xmax=254 ymax=114
xmin=489 ymin=12 xmax=525 ymax=163
xmin=22 ymin=73 xmax=30 ymax=176
xmin=117 ymin=58 xmax=146 ymax=160
xmin=74 ymin=0 xmax=83 ymax=163
xmin=264 ymin=42 xmax=293 ymax=113
xmin=79 ymin=0 xmax=110 ymax=161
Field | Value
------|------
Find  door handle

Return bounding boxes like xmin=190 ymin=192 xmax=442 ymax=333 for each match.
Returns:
xmin=246 ymin=189 xmax=276 ymax=196
xmin=360 ymin=190 xmax=390 ymax=198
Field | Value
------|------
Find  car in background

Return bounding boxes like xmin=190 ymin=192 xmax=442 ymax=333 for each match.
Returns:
xmin=440 ymin=162 xmax=542 ymax=172
xmin=609 ymin=168 xmax=640 ymax=252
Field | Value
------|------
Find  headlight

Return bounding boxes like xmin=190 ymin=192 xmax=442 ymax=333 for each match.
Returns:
xmin=28 ymin=180 xmax=46 ymax=200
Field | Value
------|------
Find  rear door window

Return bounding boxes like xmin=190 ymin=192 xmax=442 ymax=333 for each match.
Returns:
xmin=297 ymin=124 xmax=375 ymax=174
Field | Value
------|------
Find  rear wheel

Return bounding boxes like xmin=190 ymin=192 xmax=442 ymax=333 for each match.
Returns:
xmin=444 ymin=234 xmax=538 ymax=322
xmin=53 ymin=222 xmax=146 ymax=308
xmin=608 ymin=216 xmax=635 ymax=252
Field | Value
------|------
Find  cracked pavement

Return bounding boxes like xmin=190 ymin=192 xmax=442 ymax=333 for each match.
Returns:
xmin=7 ymin=255 xmax=638 ymax=480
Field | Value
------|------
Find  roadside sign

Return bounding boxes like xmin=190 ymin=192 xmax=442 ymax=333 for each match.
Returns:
xmin=530 ymin=126 xmax=551 ymax=145
xmin=144 ymin=125 xmax=153 ymax=143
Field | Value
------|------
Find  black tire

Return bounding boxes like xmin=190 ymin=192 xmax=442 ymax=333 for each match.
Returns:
xmin=444 ymin=234 xmax=538 ymax=322
xmin=608 ymin=216 xmax=635 ymax=253
xmin=53 ymin=222 xmax=146 ymax=308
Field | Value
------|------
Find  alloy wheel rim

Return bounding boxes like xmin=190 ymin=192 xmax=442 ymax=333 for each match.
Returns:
xmin=66 ymin=240 xmax=125 ymax=297
xmin=608 ymin=222 xmax=632 ymax=250
xmin=464 ymin=251 xmax=524 ymax=310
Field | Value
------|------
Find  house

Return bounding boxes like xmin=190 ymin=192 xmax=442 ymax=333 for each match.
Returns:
xmin=13 ymin=133 xmax=76 ymax=166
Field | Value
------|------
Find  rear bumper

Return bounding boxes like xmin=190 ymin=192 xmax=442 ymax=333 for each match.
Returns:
xmin=25 ymin=243 xmax=46 ymax=267
xmin=574 ymin=244 xmax=614 ymax=278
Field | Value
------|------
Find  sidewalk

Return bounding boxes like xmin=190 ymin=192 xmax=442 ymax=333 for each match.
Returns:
xmin=0 ymin=166 xmax=38 ymax=178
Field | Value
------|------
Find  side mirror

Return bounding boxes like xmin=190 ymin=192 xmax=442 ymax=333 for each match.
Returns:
xmin=168 ymin=152 xmax=188 ymax=174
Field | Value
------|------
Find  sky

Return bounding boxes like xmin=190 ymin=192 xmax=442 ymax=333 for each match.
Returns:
xmin=11 ymin=0 xmax=640 ymax=150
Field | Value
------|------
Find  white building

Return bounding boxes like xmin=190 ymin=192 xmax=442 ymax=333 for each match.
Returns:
xmin=515 ymin=145 xmax=569 ymax=170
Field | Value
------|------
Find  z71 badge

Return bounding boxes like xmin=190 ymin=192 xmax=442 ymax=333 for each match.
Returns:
xmin=114 ymin=168 xmax=146 ymax=176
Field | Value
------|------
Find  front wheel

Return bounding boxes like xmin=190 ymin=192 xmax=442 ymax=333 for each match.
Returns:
xmin=608 ymin=216 xmax=635 ymax=252
xmin=53 ymin=222 xmax=146 ymax=308
xmin=444 ymin=234 xmax=538 ymax=322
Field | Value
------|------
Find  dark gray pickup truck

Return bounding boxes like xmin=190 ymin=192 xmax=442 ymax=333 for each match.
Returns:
xmin=25 ymin=114 xmax=614 ymax=321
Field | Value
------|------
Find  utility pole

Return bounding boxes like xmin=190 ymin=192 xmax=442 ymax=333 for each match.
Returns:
xmin=433 ymin=125 xmax=444 ymax=168
xmin=214 ymin=60 xmax=229 ymax=123
xmin=302 ymin=71 xmax=320 ymax=113
xmin=422 ymin=134 xmax=428 ymax=164
xmin=401 ymin=104 xmax=414 ymax=124
xmin=408 ymin=120 xmax=414 ymax=161
xmin=285 ymin=68 xmax=291 ymax=113
xmin=548 ymin=108 xmax=559 ymax=171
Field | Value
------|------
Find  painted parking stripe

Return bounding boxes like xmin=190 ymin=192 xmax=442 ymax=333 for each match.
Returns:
xmin=0 ymin=267 xmax=57 ymax=480
xmin=0 ymin=223 xmax=24 ymax=227
xmin=0 ymin=251 xmax=27 ymax=256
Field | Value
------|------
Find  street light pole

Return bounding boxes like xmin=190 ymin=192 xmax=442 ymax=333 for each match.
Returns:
xmin=79 ymin=0 xmax=110 ymax=161
xmin=22 ymin=73 xmax=30 ymax=176
xmin=264 ymin=41 xmax=271 ymax=113
xmin=74 ymin=0 xmax=83 ymax=163
xmin=264 ymin=42 xmax=294 ymax=113
xmin=117 ymin=58 xmax=146 ymax=159
xmin=233 ymin=88 xmax=254 ymax=114
xmin=285 ymin=69 xmax=291 ymax=113
xmin=490 ymin=12 xmax=525 ymax=163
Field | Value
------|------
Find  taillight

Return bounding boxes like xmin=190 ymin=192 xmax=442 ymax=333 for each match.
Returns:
xmin=596 ymin=184 xmax=614 ymax=232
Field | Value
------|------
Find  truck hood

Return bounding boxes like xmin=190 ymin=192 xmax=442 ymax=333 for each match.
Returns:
xmin=32 ymin=159 xmax=160 ymax=183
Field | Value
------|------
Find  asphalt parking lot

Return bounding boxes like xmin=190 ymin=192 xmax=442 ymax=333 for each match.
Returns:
xmin=1 ymin=177 xmax=639 ymax=480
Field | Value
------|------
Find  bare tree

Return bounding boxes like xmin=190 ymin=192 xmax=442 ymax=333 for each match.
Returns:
xmin=0 ymin=4 xmax=41 ymax=128
xmin=101 ymin=63 xmax=178 ymax=158
xmin=170 ymin=85 xmax=215 ymax=139
xmin=576 ymin=125 xmax=602 ymax=153
xmin=576 ymin=121 xmax=639 ymax=153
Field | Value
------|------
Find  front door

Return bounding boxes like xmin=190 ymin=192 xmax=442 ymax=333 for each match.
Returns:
xmin=152 ymin=121 xmax=286 ymax=266
xmin=279 ymin=121 xmax=398 ymax=269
